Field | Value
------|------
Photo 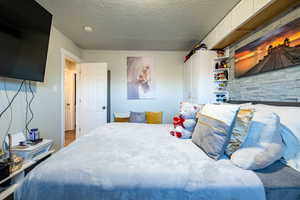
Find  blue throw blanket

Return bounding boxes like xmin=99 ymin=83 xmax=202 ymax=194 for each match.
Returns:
xmin=16 ymin=123 xmax=265 ymax=200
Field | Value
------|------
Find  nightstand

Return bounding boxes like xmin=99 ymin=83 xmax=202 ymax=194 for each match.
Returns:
xmin=0 ymin=140 xmax=55 ymax=200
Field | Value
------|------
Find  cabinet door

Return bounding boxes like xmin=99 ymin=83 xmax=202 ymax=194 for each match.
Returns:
xmin=191 ymin=56 xmax=200 ymax=103
xmin=183 ymin=59 xmax=192 ymax=101
xmin=253 ymin=0 xmax=271 ymax=13
xmin=193 ymin=52 xmax=215 ymax=104
xmin=217 ymin=12 xmax=232 ymax=42
xmin=232 ymin=0 xmax=253 ymax=30
xmin=204 ymin=28 xmax=218 ymax=49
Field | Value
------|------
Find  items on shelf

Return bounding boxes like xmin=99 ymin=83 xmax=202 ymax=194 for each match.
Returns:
xmin=213 ymin=48 xmax=231 ymax=103
xmin=214 ymin=70 xmax=228 ymax=81
xmin=29 ymin=128 xmax=40 ymax=142
xmin=215 ymin=93 xmax=227 ymax=103
xmin=215 ymin=60 xmax=229 ymax=70
xmin=216 ymin=50 xmax=225 ymax=57
xmin=9 ymin=154 xmax=23 ymax=173
xmin=216 ymin=82 xmax=227 ymax=91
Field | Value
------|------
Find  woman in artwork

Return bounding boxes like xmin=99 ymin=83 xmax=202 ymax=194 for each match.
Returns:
xmin=137 ymin=66 xmax=153 ymax=98
xmin=127 ymin=57 xmax=154 ymax=99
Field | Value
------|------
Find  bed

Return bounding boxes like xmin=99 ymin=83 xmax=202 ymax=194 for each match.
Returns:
xmin=16 ymin=123 xmax=265 ymax=200
xmin=255 ymin=160 xmax=300 ymax=200
xmin=231 ymin=100 xmax=300 ymax=200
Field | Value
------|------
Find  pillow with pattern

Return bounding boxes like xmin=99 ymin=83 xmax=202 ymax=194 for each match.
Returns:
xmin=180 ymin=102 xmax=204 ymax=114
xmin=225 ymin=109 xmax=255 ymax=156
xmin=192 ymin=113 xmax=232 ymax=160
xmin=129 ymin=112 xmax=146 ymax=123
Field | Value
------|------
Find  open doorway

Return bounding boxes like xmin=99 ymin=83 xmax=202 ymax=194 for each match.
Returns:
xmin=64 ymin=58 xmax=77 ymax=146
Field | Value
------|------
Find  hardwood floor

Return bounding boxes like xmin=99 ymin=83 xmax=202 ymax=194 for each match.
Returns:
xmin=65 ymin=130 xmax=76 ymax=146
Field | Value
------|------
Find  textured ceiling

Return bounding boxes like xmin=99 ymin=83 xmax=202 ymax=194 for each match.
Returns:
xmin=36 ymin=0 xmax=241 ymax=51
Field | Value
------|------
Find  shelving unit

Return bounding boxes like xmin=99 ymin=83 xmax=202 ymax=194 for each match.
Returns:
xmin=214 ymin=56 xmax=230 ymax=62
xmin=213 ymin=51 xmax=230 ymax=103
xmin=0 ymin=150 xmax=55 ymax=199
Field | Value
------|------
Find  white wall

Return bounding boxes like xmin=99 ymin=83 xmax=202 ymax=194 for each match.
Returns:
xmin=81 ymin=50 xmax=185 ymax=123
xmin=0 ymin=26 xmax=81 ymax=150
xmin=0 ymin=28 xmax=185 ymax=150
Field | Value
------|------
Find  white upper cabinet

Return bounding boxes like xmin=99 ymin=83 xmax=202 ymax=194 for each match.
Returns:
xmin=203 ymin=28 xmax=218 ymax=50
xmin=253 ymin=0 xmax=272 ymax=13
xmin=217 ymin=12 xmax=233 ymax=42
xmin=201 ymin=0 xmax=289 ymax=49
xmin=232 ymin=0 xmax=254 ymax=30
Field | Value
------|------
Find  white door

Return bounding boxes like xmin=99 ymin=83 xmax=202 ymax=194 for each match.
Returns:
xmin=64 ymin=70 xmax=73 ymax=131
xmin=77 ymin=63 xmax=107 ymax=137
xmin=64 ymin=68 xmax=76 ymax=131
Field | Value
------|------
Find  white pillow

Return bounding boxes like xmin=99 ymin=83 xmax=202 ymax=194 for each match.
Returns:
xmin=114 ymin=112 xmax=130 ymax=118
xmin=231 ymin=111 xmax=284 ymax=170
xmin=225 ymin=102 xmax=252 ymax=108
xmin=201 ymin=104 xmax=240 ymax=126
xmin=253 ymin=104 xmax=300 ymax=172
xmin=180 ymin=102 xmax=204 ymax=113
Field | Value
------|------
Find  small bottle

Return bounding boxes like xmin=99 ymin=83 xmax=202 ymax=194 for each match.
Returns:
xmin=29 ymin=130 xmax=33 ymax=141
xmin=35 ymin=129 xmax=40 ymax=140
xmin=30 ymin=128 xmax=38 ymax=141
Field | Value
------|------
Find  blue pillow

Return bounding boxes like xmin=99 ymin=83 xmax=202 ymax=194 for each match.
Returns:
xmin=129 ymin=112 xmax=146 ymax=123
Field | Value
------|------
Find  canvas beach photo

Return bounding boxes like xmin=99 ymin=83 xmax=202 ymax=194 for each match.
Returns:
xmin=127 ymin=56 xmax=155 ymax=99
xmin=235 ymin=17 xmax=300 ymax=78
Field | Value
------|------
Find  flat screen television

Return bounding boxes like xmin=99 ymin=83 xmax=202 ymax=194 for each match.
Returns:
xmin=0 ymin=0 xmax=52 ymax=82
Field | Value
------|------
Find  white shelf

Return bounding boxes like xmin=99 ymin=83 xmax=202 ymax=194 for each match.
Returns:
xmin=214 ymin=56 xmax=230 ymax=61
xmin=0 ymin=183 xmax=19 ymax=200
xmin=0 ymin=161 xmax=34 ymax=186
xmin=214 ymin=68 xmax=230 ymax=72
xmin=214 ymin=91 xmax=229 ymax=94
xmin=215 ymin=79 xmax=228 ymax=82
xmin=0 ymin=149 xmax=55 ymax=199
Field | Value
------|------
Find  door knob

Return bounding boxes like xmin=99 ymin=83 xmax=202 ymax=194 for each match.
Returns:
xmin=102 ymin=106 xmax=106 ymax=110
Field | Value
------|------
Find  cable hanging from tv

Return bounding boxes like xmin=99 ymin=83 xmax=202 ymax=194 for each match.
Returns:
xmin=0 ymin=80 xmax=25 ymax=119
xmin=25 ymin=81 xmax=35 ymax=135
xmin=0 ymin=79 xmax=25 ymax=158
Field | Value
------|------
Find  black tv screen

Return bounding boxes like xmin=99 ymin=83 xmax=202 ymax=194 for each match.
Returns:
xmin=0 ymin=0 xmax=52 ymax=82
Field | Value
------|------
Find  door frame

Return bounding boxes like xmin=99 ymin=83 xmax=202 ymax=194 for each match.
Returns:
xmin=60 ymin=48 xmax=81 ymax=148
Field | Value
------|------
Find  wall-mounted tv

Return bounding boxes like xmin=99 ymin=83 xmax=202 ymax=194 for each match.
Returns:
xmin=0 ymin=0 xmax=52 ymax=82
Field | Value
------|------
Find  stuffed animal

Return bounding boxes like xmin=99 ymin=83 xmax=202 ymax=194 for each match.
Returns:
xmin=170 ymin=115 xmax=197 ymax=139
xmin=169 ymin=102 xmax=202 ymax=139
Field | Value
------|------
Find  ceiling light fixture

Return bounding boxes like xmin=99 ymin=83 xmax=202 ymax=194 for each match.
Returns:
xmin=84 ymin=26 xmax=93 ymax=32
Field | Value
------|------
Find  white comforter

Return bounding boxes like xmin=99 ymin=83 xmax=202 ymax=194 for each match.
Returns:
xmin=16 ymin=123 xmax=265 ymax=200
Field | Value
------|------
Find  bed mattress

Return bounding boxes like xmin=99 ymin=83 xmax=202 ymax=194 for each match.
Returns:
xmin=16 ymin=123 xmax=265 ymax=200
xmin=255 ymin=161 xmax=300 ymax=200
